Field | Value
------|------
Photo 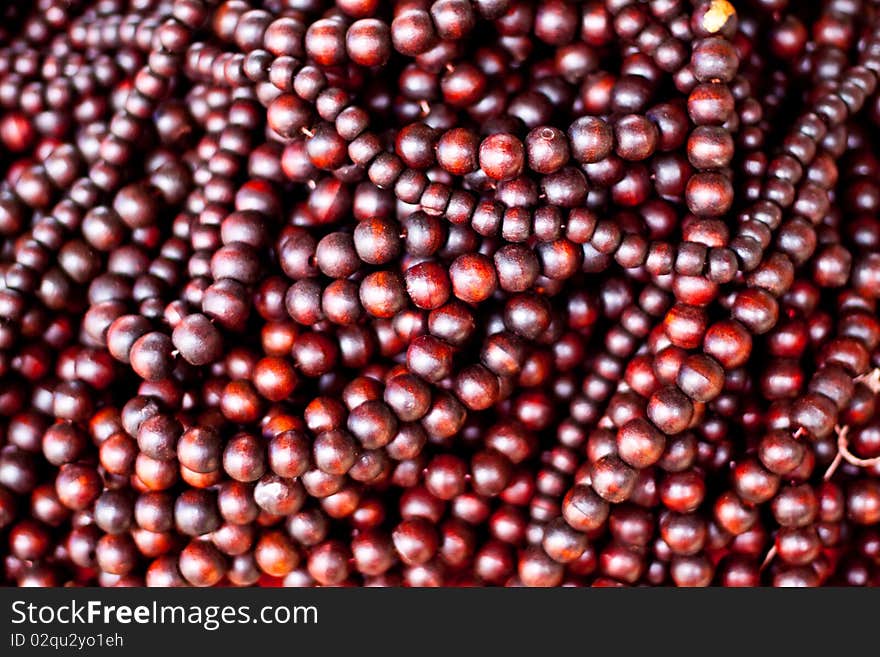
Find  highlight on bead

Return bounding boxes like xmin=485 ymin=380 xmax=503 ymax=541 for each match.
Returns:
xmin=700 ymin=1 xmax=736 ymax=35
xmin=0 ymin=0 xmax=879 ymax=589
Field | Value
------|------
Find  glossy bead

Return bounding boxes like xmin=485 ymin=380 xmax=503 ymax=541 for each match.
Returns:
xmin=0 ymin=0 xmax=874 ymax=592
xmin=348 ymin=400 xmax=397 ymax=449
xmin=393 ymin=517 xmax=438 ymax=566
xmin=733 ymin=459 xmax=780 ymax=505
xmin=526 ymin=126 xmax=569 ymax=174
xmin=771 ymin=485 xmax=818 ymax=528
xmin=454 ymin=364 xmax=499 ymax=411
xmin=791 ymin=393 xmax=837 ymax=440
xmin=847 ymin=480 xmax=880 ymax=525
xmin=55 ymin=464 xmax=101 ymax=510
xmin=659 ymin=471 xmax=706 ymax=513
xmin=617 ymin=419 xmax=665 ymax=469
xmin=392 ymin=8 xmax=437 ymax=56
xmin=223 ymin=433 xmax=266 ymax=483
xmin=703 ymin=320 xmax=751 ymax=369
xmin=590 ymin=455 xmax=637 ymax=503
xmin=714 ymin=491 xmax=758 ymax=536
xmin=519 ymin=547 xmax=564 ymax=587
xmin=346 ymin=19 xmax=391 ymax=67
xmin=647 ymin=386 xmax=693 ymax=435
xmin=676 ymin=354 xmax=724 ymax=402
xmin=691 ymin=37 xmax=739 ymax=82
xmin=569 ymin=116 xmax=613 ymax=163
xmin=615 ymin=114 xmax=658 ymax=161
xmin=177 ymin=427 xmax=222 ymax=474
xmin=686 ymin=172 xmax=733 ymax=216
xmin=479 ymin=133 xmax=524 ymax=181
xmin=130 ymin=332 xmax=174 ymax=382
xmin=437 ymin=128 xmax=479 ymax=175
xmin=179 ymin=540 xmax=226 ymax=587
